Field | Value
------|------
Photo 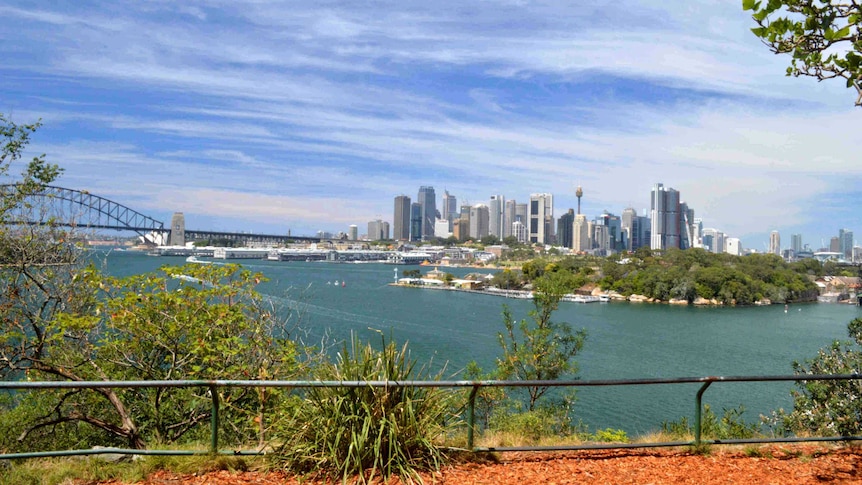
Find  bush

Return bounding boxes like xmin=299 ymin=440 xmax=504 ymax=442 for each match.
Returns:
xmin=273 ymin=335 xmax=454 ymax=483
xmin=661 ymin=404 xmax=760 ymax=440
xmin=768 ymin=318 xmax=862 ymax=437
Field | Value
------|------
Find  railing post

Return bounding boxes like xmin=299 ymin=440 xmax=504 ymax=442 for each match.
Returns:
xmin=467 ymin=384 xmax=480 ymax=450
xmin=210 ymin=385 xmax=219 ymax=454
xmin=694 ymin=381 xmax=713 ymax=446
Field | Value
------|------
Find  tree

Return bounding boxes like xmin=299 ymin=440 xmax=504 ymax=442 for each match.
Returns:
xmin=744 ymin=0 xmax=862 ymax=106
xmin=495 ymin=272 xmax=587 ymax=411
xmin=1 ymin=263 xmax=302 ymax=451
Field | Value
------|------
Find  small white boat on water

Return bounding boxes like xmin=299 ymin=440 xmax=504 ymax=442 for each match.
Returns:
xmin=186 ymin=256 xmax=212 ymax=264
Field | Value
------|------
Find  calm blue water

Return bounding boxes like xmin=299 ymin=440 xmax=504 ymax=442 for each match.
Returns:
xmin=104 ymin=251 xmax=858 ymax=436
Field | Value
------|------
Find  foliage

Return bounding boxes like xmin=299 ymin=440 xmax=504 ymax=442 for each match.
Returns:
xmin=0 ymin=263 xmax=302 ymax=451
xmin=487 ymin=400 xmax=579 ymax=442
xmin=402 ymin=268 xmax=421 ymax=278
xmin=490 ymin=268 xmax=524 ymax=290
xmin=744 ymin=0 xmax=862 ymax=106
xmin=0 ymin=114 xmax=63 ymax=220
xmin=769 ymin=318 xmax=862 ymax=436
xmin=661 ymin=405 xmax=761 ymax=440
xmin=599 ymin=248 xmax=817 ymax=304
xmin=274 ymin=335 xmax=453 ymax=483
xmin=591 ymin=428 xmax=629 ymax=443
xmin=496 ymin=272 xmax=587 ymax=411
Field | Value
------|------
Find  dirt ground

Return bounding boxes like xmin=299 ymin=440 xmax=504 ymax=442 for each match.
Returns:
xmin=91 ymin=444 xmax=862 ymax=485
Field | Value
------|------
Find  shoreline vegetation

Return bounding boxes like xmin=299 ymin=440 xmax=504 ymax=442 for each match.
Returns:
xmin=394 ymin=246 xmax=847 ymax=307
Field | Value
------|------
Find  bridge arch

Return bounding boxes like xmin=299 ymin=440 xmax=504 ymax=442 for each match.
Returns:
xmin=1 ymin=184 xmax=166 ymax=237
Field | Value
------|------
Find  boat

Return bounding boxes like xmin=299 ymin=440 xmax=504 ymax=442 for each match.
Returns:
xmin=599 ymin=295 xmax=610 ymax=303
xmin=186 ymin=255 xmax=212 ymax=264
xmin=342 ymin=281 xmax=346 ymax=287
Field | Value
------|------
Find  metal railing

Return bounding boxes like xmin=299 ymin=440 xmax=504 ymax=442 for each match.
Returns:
xmin=1 ymin=373 xmax=860 ymax=460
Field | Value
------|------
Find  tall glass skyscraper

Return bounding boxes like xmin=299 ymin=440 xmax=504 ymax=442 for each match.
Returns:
xmin=417 ymin=186 xmax=436 ymax=240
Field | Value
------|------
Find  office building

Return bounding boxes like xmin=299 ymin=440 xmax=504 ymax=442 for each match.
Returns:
xmin=504 ymin=199 xmax=517 ymax=238
xmin=725 ymin=238 xmax=742 ymax=256
xmin=489 ymin=195 xmax=505 ymax=239
xmin=348 ymin=225 xmax=358 ymax=241
xmin=791 ymin=233 xmax=802 ymax=253
xmin=418 ymin=186 xmax=436 ymax=239
xmin=434 ymin=219 xmax=451 ymax=239
xmin=512 ymin=220 xmax=527 ymax=244
xmin=650 ymin=183 xmax=681 ymax=250
xmin=410 ymin=203 xmax=422 ymax=242
xmin=442 ymin=190 xmax=457 ymax=224
xmin=557 ymin=209 xmax=575 ymax=249
xmin=594 ymin=211 xmax=623 ymax=253
xmin=469 ymin=204 xmax=490 ymax=239
xmin=573 ymin=214 xmax=590 ymax=252
xmin=367 ymin=220 xmax=389 ymax=241
xmin=839 ymin=229 xmax=854 ymax=259
xmin=393 ymin=195 xmax=411 ymax=241
xmin=529 ymin=193 xmax=554 ymax=244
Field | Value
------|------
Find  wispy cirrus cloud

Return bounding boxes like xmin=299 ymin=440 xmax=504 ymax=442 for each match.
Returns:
xmin=1 ymin=0 xmax=857 ymax=245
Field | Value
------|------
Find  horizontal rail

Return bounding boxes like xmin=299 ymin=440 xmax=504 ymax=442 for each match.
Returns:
xmin=1 ymin=373 xmax=860 ymax=460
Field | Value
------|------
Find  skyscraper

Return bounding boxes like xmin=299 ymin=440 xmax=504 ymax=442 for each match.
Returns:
xmin=504 ymin=199 xmax=517 ymax=238
xmin=557 ymin=209 xmax=575 ymax=249
xmin=573 ymin=214 xmax=590 ymax=252
xmin=650 ymin=183 xmax=681 ymax=250
xmin=469 ymin=204 xmax=490 ymax=239
xmin=418 ymin=186 xmax=436 ymax=240
xmin=594 ymin=211 xmax=623 ymax=252
xmin=393 ymin=195 xmax=411 ymax=241
xmin=791 ymin=233 xmax=803 ymax=254
xmin=488 ymin=195 xmax=505 ymax=239
xmin=529 ymin=193 xmax=554 ymax=244
xmin=367 ymin=220 xmax=389 ymax=241
xmin=410 ymin=203 xmax=422 ymax=242
xmin=769 ymin=230 xmax=781 ymax=255
xmin=839 ymin=229 xmax=853 ymax=259
xmin=348 ymin=225 xmax=358 ymax=241
xmin=442 ymin=190 xmax=457 ymax=230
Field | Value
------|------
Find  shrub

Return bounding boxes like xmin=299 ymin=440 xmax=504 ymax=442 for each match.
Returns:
xmin=273 ymin=335 xmax=454 ymax=483
xmin=768 ymin=318 xmax=862 ymax=437
xmin=661 ymin=404 xmax=760 ymax=440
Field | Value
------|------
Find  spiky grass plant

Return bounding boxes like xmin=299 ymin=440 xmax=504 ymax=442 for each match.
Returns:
xmin=274 ymin=334 xmax=455 ymax=483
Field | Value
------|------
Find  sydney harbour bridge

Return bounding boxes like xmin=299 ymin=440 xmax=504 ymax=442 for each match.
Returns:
xmin=0 ymin=185 xmax=321 ymax=245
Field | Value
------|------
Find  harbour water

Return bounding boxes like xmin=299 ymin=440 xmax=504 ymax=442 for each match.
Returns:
xmin=105 ymin=251 xmax=859 ymax=436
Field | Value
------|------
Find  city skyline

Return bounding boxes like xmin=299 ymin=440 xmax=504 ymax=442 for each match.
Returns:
xmin=1 ymin=2 xmax=859 ymax=249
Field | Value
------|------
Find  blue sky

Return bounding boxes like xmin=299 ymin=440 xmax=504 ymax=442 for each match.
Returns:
xmin=1 ymin=1 xmax=858 ymax=249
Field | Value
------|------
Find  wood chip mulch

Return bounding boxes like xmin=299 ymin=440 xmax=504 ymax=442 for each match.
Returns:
xmin=93 ymin=445 xmax=862 ymax=484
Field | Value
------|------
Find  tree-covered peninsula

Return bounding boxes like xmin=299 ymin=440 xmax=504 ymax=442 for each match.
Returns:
xmin=493 ymin=247 xmax=821 ymax=305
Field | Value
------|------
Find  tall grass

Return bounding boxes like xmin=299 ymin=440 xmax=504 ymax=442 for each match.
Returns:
xmin=273 ymin=334 xmax=456 ymax=483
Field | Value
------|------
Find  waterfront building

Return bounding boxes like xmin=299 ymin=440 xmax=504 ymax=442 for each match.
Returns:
xmin=504 ymin=199 xmax=517 ymax=238
xmin=393 ymin=195 xmax=411 ymax=241
xmin=489 ymin=195 xmax=505 ymax=239
xmin=529 ymin=193 xmax=554 ymax=245
xmin=791 ymin=233 xmax=803 ymax=254
xmin=557 ymin=209 xmax=575 ymax=249
xmin=771 ymin=231 xmax=783 ymax=255
xmin=573 ymin=213 xmax=590 ymax=252
xmin=348 ymin=225 xmax=358 ymax=241
xmin=839 ymin=229 xmax=854 ymax=260
xmin=469 ymin=204 xmax=490 ymax=239
xmin=650 ymin=183 xmax=681 ymax=250
xmin=418 ymin=186 xmax=436 ymax=240
xmin=410 ymin=203 xmax=422 ymax=242
xmin=169 ymin=212 xmax=185 ymax=246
